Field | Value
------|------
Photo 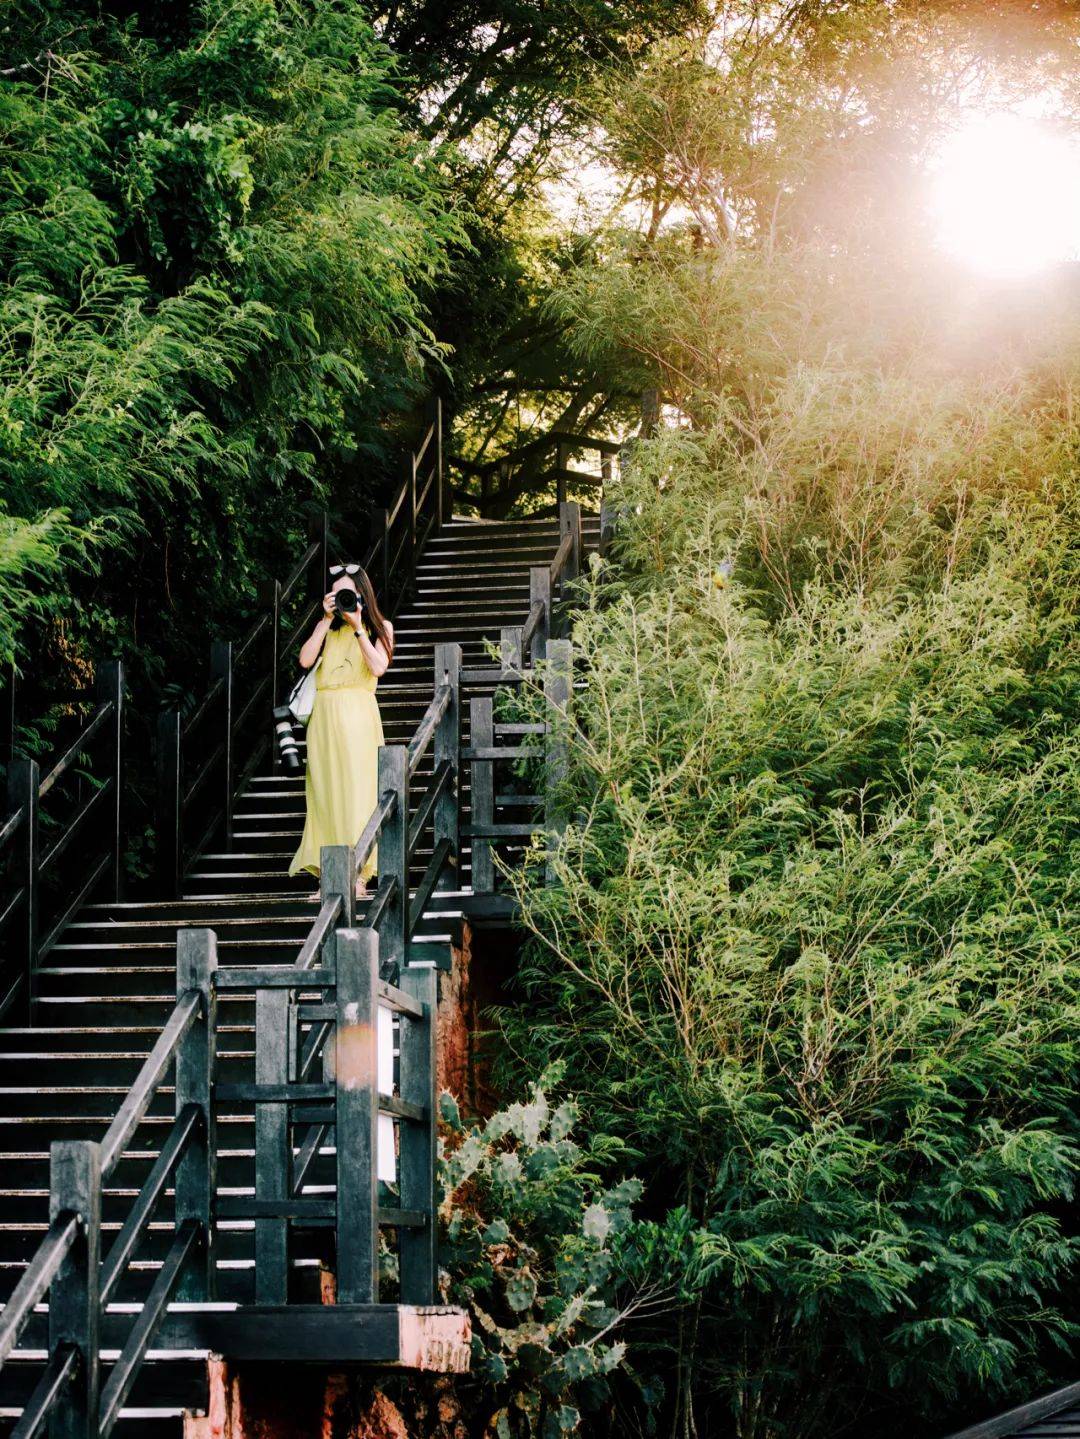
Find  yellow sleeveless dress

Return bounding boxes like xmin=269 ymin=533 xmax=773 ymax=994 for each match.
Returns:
xmin=289 ymin=623 xmax=384 ymax=882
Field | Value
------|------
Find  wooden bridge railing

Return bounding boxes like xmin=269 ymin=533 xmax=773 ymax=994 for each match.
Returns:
xmin=0 ymin=660 xmax=124 ymax=1024
xmin=451 ymin=499 xmax=583 ymax=905
xmin=0 ymin=631 xmax=460 ymax=1433
xmin=213 ymin=913 xmax=439 ymax=1308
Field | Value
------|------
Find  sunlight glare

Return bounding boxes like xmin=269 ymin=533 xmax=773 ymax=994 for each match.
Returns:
xmin=931 ymin=113 xmax=1080 ymax=278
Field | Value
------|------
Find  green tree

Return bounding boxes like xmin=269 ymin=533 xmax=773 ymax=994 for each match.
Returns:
xmin=0 ymin=0 xmax=463 ymax=677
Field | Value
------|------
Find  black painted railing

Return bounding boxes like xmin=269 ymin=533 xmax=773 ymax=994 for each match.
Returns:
xmin=0 ymin=876 xmax=439 ymax=1435
xmin=0 ymin=660 xmax=124 ymax=1023
xmin=451 ymin=499 xmax=583 ymax=903
xmin=368 ymin=397 xmax=445 ymax=605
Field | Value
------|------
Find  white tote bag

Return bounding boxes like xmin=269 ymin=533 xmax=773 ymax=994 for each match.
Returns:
xmin=287 ymin=657 xmax=321 ymax=725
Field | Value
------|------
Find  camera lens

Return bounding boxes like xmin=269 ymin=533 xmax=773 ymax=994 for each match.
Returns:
xmin=273 ymin=705 xmax=301 ymax=772
xmin=335 ymin=589 xmax=358 ymax=613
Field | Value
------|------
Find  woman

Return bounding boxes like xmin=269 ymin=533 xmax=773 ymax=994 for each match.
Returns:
xmin=289 ymin=563 xmax=394 ymax=898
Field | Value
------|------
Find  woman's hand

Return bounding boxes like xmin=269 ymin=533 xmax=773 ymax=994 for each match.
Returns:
xmin=344 ymin=597 xmax=364 ymax=630
xmin=322 ymin=592 xmax=336 ymax=619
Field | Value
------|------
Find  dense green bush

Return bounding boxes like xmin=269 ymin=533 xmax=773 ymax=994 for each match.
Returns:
xmin=498 ymin=432 xmax=1079 ymax=1437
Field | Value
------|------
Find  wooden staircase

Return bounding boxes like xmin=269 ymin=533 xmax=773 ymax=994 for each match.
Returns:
xmin=0 ymin=510 xmax=598 ymax=1436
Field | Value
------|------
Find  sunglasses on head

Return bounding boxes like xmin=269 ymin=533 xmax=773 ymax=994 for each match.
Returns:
xmin=329 ymin=563 xmax=360 ymax=577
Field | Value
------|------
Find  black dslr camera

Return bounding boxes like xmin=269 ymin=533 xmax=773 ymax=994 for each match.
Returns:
xmin=335 ymin=587 xmax=359 ymax=614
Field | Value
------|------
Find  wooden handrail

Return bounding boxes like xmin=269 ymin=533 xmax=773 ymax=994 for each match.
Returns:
xmin=99 ymin=1105 xmax=200 ymax=1305
xmin=37 ymin=700 xmax=114 ymax=798
xmin=99 ymin=990 xmax=200 ymax=1176
xmin=11 ymin=1344 xmax=78 ymax=1439
xmin=520 ymin=601 xmax=545 ymax=654
xmin=280 ymin=538 xmax=321 ymax=606
xmin=184 ymin=674 xmax=226 ymax=737
xmin=415 ymin=419 xmax=436 ymax=466
xmin=355 ymin=790 xmax=396 ymax=874
xmin=548 ymin=530 xmax=573 ymax=586
xmin=295 ymin=894 xmax=343 ymax=971
xmin=38 ymin=776 xmax=115 ymax=874
xmin=233 ymin=610 xmax=272 ymax=667
xmin=1 ymin=660 xmax=124 ymax=1025
xmin=0 ymin=934 xmax=216 ymax=1439
xmin=407 ymin=761 xmax=453 ymax=853
xmin=0 ymin=804 xmax=23 ymax=852
xmin=98 ymin=1219 xmax=200 ymax=1437
xmin=0 ymin=1213 xmax=78 ymax=1365
xmin=406 ymin=684 xmax=451 ymax=778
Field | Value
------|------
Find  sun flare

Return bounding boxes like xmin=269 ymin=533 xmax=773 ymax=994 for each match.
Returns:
xmin=931 ymin=113 xmax=1080 ymax=278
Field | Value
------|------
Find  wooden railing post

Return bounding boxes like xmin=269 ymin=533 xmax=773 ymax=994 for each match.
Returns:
xmin=544 ymin=639 xmax=573 ymax=887
xmin=210 ymin=641 xmax=234 ymax=849
xmin=469 ymin=697 xmax=494 ymax=895
xmin=600 ymin=495 xmax=617 ymax=559
xmin=500 ymin=626 xmax=523 ymax=678
xmin=312 ymin=510 xmax=330 ymax=598
xmin=94 ymin=660 xmax=124 ymax=902
xmin=334 ymin=927 xmax=380 ymax=1304
xmin=433 ymin=396 xmax=447 ymax=529
xmin=260 ymin=578 xmax=282 ymax=774
xmin=156 ymin=710 xmax=182 ymax=899
xmin=7 ymin=758 xmax=38 ymax=1021
xmin=433 ymin=643 xmax=461 ymax=892
xmin=254 ymin=979 xmax=290 ymax=1305
xmin=556 ymin=440 xmax=569 ymax=508
xmin=405 ymin=452 xmax=418 ymax=574
xmin=371 ymin=508 xmax=390 ymax=598
xmin=175 ymin=928 xmax=217 ymax=1302
xmin=560 ymin=499 xmax=582 ymax=590
xmin=529 ymin=567 xmax=550 ymax=667
xmin=398 ymin=965 xmax=437 ymax=1304
xmin=377 ymin=746 xmax=409 ymax=979
xmin=321 ymin=844 xmax=356 ymax=928
xmin=47 ymin=1139 xmax=100 ymax=1439
xmin=2 ymin=658 xmax=15 ymax=768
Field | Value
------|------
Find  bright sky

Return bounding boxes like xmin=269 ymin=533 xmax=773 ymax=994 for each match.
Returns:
xmin=544 ymin=105 xmax=1080 ymax=282
xmin=930 ymin=112 xmax=1080 ymax=278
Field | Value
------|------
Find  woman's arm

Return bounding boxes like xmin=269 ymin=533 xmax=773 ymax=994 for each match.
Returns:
xmin=346 ymin=611 xmax=392 ymax=677
xmin=299 ymin=594 xmax=336 ymax=669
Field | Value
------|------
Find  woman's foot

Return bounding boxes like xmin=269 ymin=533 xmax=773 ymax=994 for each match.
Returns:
xmin=355 ymin=876 xmax=375 ymax=902
xmin=307 ymin=888 xmax=321 ymax=903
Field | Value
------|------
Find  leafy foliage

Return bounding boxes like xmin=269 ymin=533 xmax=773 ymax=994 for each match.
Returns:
xmin=432 ymin=1083 xmax=645 ymax=1438
xmin=0 ymin=0 xmax=462 ymax=679
xmin=499 ymin=440 xmax=1080 ymax=1436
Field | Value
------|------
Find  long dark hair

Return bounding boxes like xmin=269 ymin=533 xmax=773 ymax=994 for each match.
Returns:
xmin=330 ymin=565 xmax=394 ymax=661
